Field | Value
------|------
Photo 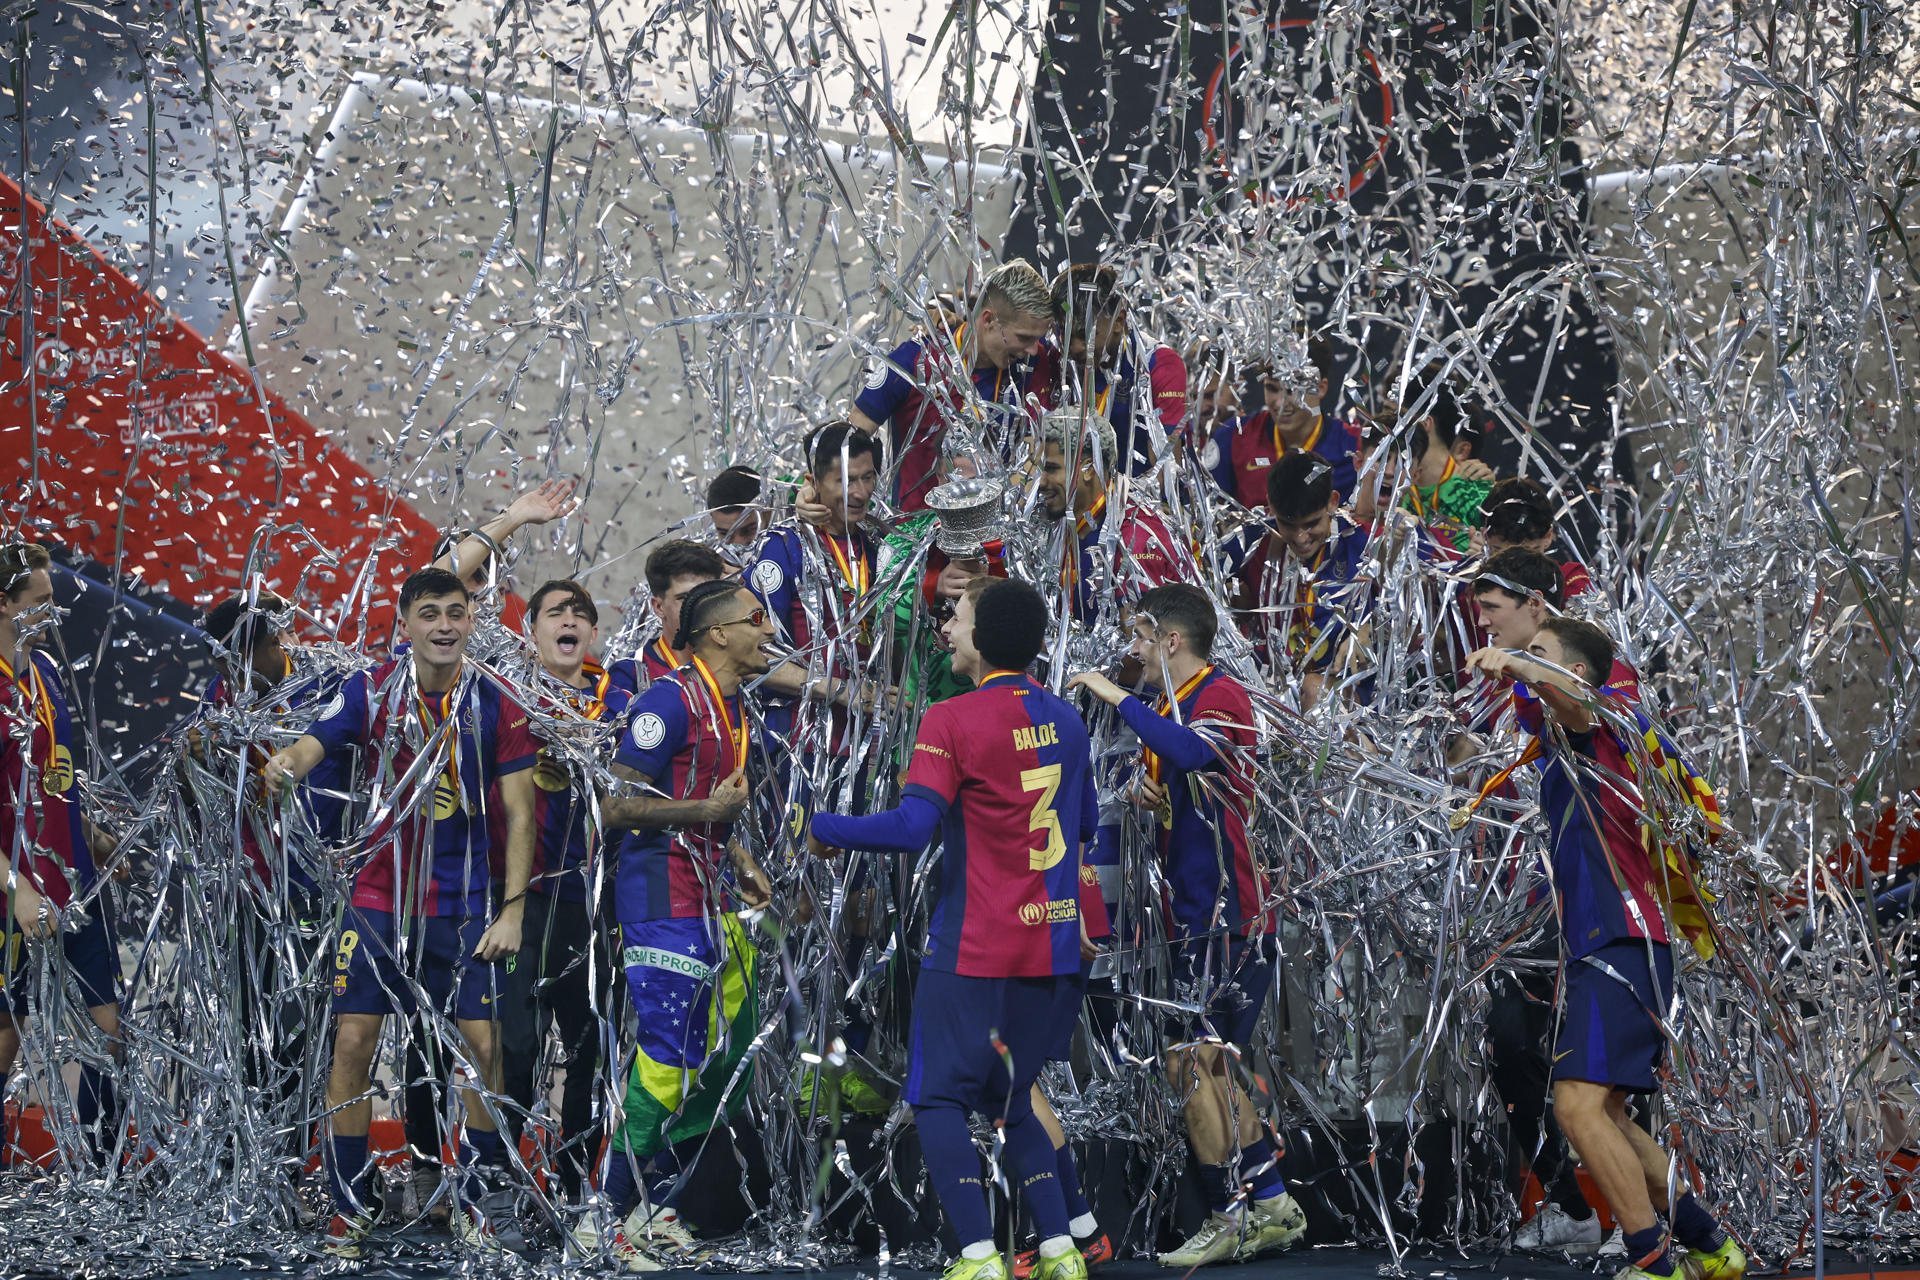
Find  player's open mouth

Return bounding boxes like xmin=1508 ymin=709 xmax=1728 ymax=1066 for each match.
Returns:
xmin=555 ymin=634 xmax=580 ymax=655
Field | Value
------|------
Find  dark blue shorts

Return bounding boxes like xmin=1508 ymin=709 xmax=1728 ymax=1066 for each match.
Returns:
xmin=904 ymin=968 xmax=1079 ymax=1117
xmin=330 ymin=908 xmax=496 ymax=1020
xmin=1042 ymin=960 xmax=1092 ymax=1062
xmin=1170 ymin=934 xmax=1275 ymax=1049
xmin=0 ymin=905 xmax=118 ymax=1015
xmin=1552 ymin=941 xmax=1675 ymax=1093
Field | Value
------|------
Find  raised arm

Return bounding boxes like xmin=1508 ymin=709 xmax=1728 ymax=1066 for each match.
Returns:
xmin=436 ymin=478 xmax=580 ymax=583
xmin=1068 ymin=670 xmax=1217 ymax=772
xmin=1113 ymin=696 xmax=1217 ymax=772
xmin=1465 ymin=647 xmax=1595 ymax=734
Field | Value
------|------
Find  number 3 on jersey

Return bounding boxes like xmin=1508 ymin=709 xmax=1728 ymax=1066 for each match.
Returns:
xmin=1020 ymin=764 xmax=1065 ymax=871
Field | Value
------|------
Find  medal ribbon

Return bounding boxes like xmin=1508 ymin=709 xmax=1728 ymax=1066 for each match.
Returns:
xmin=1407 ymin=455 xmax=1457 ymax=522
xmin=573 ymin=658 xmax=613 ymax=720
xmin=824 ymin=532 xmax=870 ymax=599
xmin=1286 ymin=543 xmax=1329 ymax=661
xmin=1274 ymin=412 xmax=1323 ymax=460
xmin=952 ymin=322 xmax=1010 ymax=415
xmin=690 ymin=654 xmax=746 ymax=775
xmin=415 ymin=684 xmax=462 ymax=812
xmin=1063 ymin=486 xmax=1111 ymax=596
xmin=0 ymin=653 xmax=58 ymax=781
xmin=1143 ymin=664 xmax=1213 ymax=784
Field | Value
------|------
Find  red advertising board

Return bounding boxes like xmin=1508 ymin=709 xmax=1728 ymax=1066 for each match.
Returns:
xmin=0 ymin=174 xmax=433 ymax=641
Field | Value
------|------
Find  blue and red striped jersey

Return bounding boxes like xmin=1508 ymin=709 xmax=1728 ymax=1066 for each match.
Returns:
xmin=0 ymin=651 xmax=94 ymax=909
xmin=1065 ymin=496 xmax=1191 ymax=625
xmin=488 ymin=669 xmax=632 ymax=902
xmin=1057 ymin=340 xmax=1187 ymax=473
xmin=307 ymin=659 xmax=536 ymax=917
xmin=1206 ymin=412 xmax=1359 ymax=513
xmin=855 ymin=335 xmax=1059 ymax=510
xmin=612 ymin=665 xmax=749 ymax=922
xmin=901 ymin=672 xmax=1097 ymax=978
xmin=1123 ymin=668 xmax=1272 ymax=940
xmin=605 ymin=637 xmax=681 ymax=701
xmin=1537 ymin=711 xmax=1674 ymax=958
xmin=748 ymin=523 xmax=875 ymax=754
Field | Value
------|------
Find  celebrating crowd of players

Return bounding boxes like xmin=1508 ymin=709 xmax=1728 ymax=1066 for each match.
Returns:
xmin=2 ymin=258 xmax=1746 ymax=1280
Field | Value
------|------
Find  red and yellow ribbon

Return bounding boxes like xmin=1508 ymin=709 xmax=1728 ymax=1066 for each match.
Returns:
xmin=573 ymin=658 xmax=615 ymax=721
xmin=690 ymin=654 xmax=746 ymax=775
xmin=1143 ymin=664 xmax=1214 ymax=784
xmin=1448 ymin=737 xmax=1546 ymax=831
xmin=1406 ymin=455 xmax=1457 ymax=522
xmin=0 ymin=652 xmax=62 ymax=792
xmin=824 ymin=533 xmax=870 ymax=599
xmin=416 ymin=685 xmax=462 ymax=814
xmin=1285 ymin=544 xmax=1329 ymax=662
xmin=1062 ymin=487 xmax=1111 ymax=598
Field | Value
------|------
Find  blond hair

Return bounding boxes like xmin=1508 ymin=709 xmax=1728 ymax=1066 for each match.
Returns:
xmin=981 ymin=258 xmax=1053 ymax=324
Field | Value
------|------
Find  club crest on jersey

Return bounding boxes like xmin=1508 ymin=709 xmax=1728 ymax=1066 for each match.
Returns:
xmin=1199 ymin=439 xmax=1220 ymax=471
xmin=751 ymin=559 xmax=784 ymax=596
xmin=318 ymin=690 xmax=346 ymax=720
xmin=862 ymin=363 xmax=889 ymax=390
xmin=631 ymin=713 xmax=667 ymax=751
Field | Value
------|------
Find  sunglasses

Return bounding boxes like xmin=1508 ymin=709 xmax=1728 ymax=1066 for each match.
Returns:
xmin=708 ymin=607 xmax=768 ymax=633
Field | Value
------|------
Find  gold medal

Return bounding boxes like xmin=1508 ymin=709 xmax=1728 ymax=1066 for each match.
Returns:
xmin=43 ymin=744 xmax=74 ymax=795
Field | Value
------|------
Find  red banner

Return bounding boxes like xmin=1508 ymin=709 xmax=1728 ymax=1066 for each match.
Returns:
xmin=0 ymin=174 xmax=434 ymax=641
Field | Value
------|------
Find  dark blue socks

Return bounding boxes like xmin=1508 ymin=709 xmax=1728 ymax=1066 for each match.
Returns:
xmin=1623 ymin=1225 xmax=1677 ymax=1277
xmin=329 ymin=1134 xmax=371 ymax=1215
xmin=602 ymin=1149 xmax=642 ymax=1219
xmin=917 ymin=1105 xmax=993 ymax=1245
xmin=1240 ymin=1136 xmax=1287 ymax=1200
xmin=1670 ymin=1192 xmax=1728 ymax=1253
xmin=1001 ymin=1106 xmax=1070 ymax=1241
xmin=1054 ymin=1141 xmax=1091 ymax=1222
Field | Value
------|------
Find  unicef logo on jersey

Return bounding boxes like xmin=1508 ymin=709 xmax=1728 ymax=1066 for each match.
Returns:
xmin=751 ymin=559 xmax=783 ymax=597
xmin=630 ymin=712 xmax=668 ymax=751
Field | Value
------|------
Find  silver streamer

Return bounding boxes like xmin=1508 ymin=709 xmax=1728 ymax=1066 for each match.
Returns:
xmin=5 ymin=0 xmax=1920 ymax=1274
